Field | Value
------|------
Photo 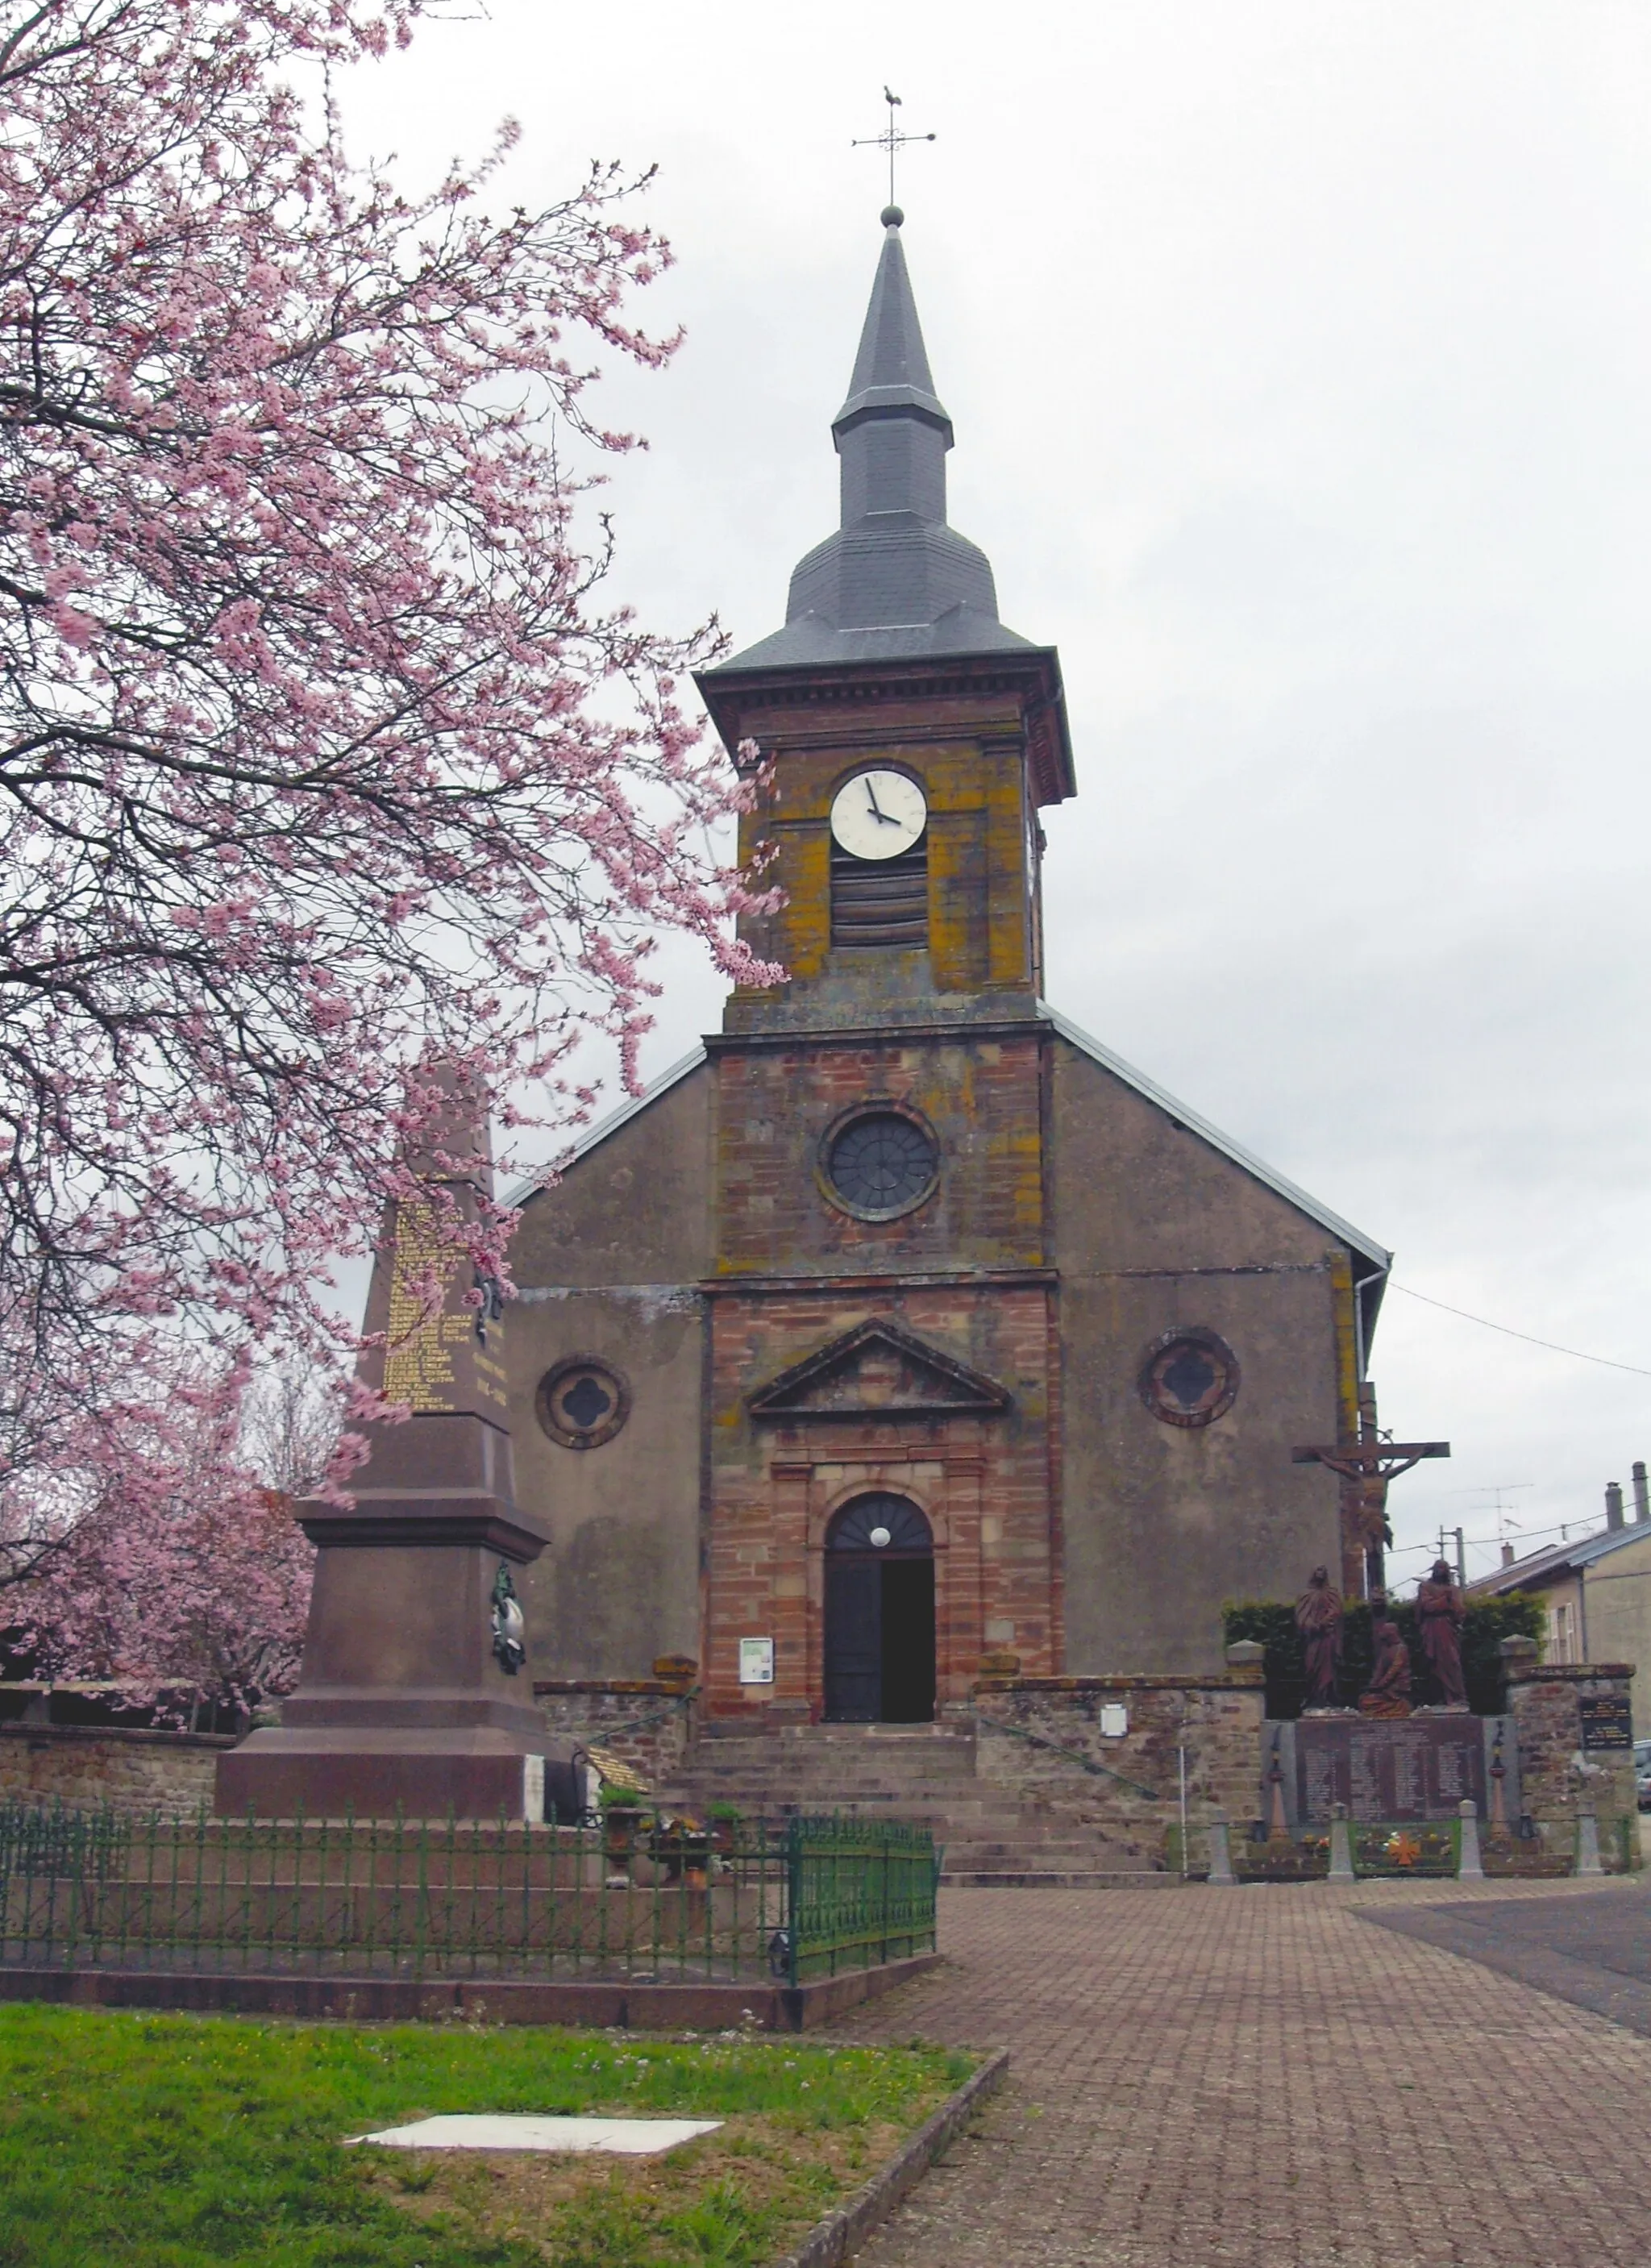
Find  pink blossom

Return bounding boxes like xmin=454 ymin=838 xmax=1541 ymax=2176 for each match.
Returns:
xmin=0 ymin=0 xmax=786 ymax=1654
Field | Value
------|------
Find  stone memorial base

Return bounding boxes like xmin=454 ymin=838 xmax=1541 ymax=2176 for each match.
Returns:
xmin=1267 ymin=1712 xmax=1516 ymax=1826
xmin=215 ymin=1725 xmax=547 ymax=1823
xmin=215 ymin=1530 xmax=561 ymax=1823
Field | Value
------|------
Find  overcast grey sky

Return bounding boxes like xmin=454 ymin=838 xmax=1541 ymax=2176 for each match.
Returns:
xmin=342 ymin=1 xmax=1651 ymax=1585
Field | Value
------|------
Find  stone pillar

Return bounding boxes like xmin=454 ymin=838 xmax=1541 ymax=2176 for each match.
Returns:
xmin=1502 ymin=1644 xmax=1637 ymax=1871
xmin=1206 ymin=1805 xmax=1237 ymax=1886
xmin=1456 ymin=1797 xmax=1484 ymax=1882
xmin=1327 ymin=1802 xmax=1355 ymax=1885
xmin=1576 ymin=1806 xmax=1604 ymax=1878
xmin=218 ymin=1090 xmax=556 ymax=1821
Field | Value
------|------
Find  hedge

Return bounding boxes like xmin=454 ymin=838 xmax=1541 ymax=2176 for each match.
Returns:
xmin=1222 ymin=1592 xmax=1545 ymax=1718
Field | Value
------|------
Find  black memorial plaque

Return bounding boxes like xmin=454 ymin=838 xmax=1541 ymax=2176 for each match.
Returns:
xmin=1578 ymin=1695 xmax=1632 ymax=1751
xmin=1294 ymin=1717 xmax=1487 ymax=1822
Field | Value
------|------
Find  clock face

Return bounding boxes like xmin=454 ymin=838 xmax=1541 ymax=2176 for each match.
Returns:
xmin=829 ymin=769 xmax=928 ymax=862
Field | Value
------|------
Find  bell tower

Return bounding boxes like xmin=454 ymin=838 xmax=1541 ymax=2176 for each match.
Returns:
xmin=693 ymin=210 xmax=1075 ymax=1723
xmin=701 ymin=208 xmax=1073 ymax=1036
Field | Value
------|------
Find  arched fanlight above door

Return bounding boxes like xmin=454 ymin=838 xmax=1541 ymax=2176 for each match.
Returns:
xmin=827 ymin=1493 xmax=932 ymax=1554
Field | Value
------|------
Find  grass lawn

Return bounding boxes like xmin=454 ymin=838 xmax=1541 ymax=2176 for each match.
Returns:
xmin=0 ymin=2002 xmax=971 ymax=2267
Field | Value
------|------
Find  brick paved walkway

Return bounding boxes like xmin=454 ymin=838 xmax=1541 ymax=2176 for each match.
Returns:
xmin=838 ymin=1881 xmax=1650 ymax=2266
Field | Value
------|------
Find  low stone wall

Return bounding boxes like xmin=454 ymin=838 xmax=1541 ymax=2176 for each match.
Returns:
xmin=0 ymin=1688 xmax=695 ymax=1822
xmin=1506 ymin=1661 xmax=1641 ymax=1871
xmin=0 ymin=1724 xmax=233 ymax=1816
xmin=534 ymin=1680 xmax=695 ymax=1794
xmin=971 ymin=1659 xmax=1645 ymax=1877
xmin=971 ymin=1671 xmax=1266 ymax=1872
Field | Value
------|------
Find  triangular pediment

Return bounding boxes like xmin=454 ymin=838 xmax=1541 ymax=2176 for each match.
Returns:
xmin=747 ymin=1319 xmax=1011 ymax=1422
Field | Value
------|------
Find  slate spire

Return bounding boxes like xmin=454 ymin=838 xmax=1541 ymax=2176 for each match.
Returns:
xmin=833 ymin=206 xmax=953 ymax=447
xmin=713 ymin=210 xmax=1032 ymax=670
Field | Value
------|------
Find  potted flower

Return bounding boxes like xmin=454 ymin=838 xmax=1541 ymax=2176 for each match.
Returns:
xmin=705 ymin=1801 xmax=742 ymax=1860
xmin=599 ymin=1784 xmax=650 ymax=1875
xmin=649 ymin=1811 xmax=712 ymax=1888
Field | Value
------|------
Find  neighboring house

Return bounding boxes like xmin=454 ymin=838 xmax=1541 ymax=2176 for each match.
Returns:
xmin=1470 ymin=1517 xmax=1651 ymax=1683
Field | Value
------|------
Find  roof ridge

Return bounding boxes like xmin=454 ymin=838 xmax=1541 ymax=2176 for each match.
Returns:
xmin=1040 ymin=1004 xmax=1391 ymax=1274
xmin=501 ymin=1046 xmax=707 ymax=1210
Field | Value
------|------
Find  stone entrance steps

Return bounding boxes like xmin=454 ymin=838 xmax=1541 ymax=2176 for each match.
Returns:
xmin=660 ymin=1722 xmax=1172 ymax=1888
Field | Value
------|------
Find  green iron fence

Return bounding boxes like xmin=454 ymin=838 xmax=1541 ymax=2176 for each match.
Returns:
xmin=782 ymin=1815 xmax=938 ymax=1983
xmin=0 ymin=1800 xmax=937 ymax=1988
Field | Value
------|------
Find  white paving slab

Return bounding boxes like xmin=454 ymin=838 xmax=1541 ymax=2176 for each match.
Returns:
xmin=346 ymin=2114 xmax=722 ymax=2155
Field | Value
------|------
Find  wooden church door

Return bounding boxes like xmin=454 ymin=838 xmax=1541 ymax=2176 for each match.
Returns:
xmin=823 ymin=1495 xmax=935 ymax=1723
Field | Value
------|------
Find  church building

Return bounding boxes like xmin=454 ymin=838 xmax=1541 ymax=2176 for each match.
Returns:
xmin=504 ymin=210 xmax=1391 ymax=1724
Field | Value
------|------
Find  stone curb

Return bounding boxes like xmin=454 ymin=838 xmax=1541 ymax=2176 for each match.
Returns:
xmin=773 ymin=2045 xmax=1011 ymax=2268
xmin=0 ymin=1951 xmax=943 ymax=2034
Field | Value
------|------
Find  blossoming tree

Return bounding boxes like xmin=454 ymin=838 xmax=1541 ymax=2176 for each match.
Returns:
xmin=0 ymin=0 xmax=774 ymax=1698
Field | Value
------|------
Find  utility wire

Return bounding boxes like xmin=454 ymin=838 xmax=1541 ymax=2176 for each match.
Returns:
xmin=1389 ymin=1517 xmax=1583 ymax=1557
xmin=1389 ymin=1284 xmax=1651 ymax=1379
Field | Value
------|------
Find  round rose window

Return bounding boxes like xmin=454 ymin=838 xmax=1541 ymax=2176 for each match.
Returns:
xmin=825 ymin=1110 xmax=938 ymax=1219
xmin=1137 ymin=1329 xmax=1241 ymax=1429
xmin=536 ymin=1356 xmax=630 ymax=1450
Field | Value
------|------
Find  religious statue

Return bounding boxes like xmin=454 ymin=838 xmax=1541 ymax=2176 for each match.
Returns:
xmin=1293 ymin=1566 xmax=1345 ymax=1710
xmin=1416 ymin=1559 xmax=1469 ymax=1709
xmin=1289 ymin=1433 xmax=1450 ymax=1603
xmin=1358 ymin=1599 xmax=1413 ymax=1718
xmin=490 ymin=1562 xmax=526 ymax=1676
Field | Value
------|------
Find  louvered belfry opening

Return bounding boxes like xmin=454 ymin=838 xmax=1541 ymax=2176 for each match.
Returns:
xmin=830 ymin=832 xmax=929 ymax=948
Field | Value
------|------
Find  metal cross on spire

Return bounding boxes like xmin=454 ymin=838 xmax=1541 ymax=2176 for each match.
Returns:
xmin=852 ymin=87 xmax=936 ymax=215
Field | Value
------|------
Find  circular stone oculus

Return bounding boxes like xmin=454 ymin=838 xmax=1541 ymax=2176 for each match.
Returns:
xmin=536 ymin=1356 xmax=630 ymax=1450
xmin=826 ymin=1111 xmax=938 ymax=1217
xmin=1137 ymin=1329 xmax=1241 ymax=1429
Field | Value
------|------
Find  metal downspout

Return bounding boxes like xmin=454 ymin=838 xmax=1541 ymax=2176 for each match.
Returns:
xmin=1578 ymin=1567 xmax=1590 ymax=1667
xmin=1352 ymin=1266 xmax=1387 ymax=1393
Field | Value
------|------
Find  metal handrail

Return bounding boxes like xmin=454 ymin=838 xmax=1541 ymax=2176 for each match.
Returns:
xmin=973 ymin=1710 xmax=1160 ymax=1800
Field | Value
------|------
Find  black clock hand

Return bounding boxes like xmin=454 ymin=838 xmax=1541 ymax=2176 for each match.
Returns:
xmin=864 ymin=780 xmax=900 ymax=826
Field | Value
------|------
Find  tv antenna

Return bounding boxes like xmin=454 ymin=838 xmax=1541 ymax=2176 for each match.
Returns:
xmin=1454 ymin=1480 xmax=1533 ymax=1551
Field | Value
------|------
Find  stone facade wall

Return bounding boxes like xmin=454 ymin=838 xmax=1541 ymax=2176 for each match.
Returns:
xmin=712 ymin=1030 xmax=1048 ymax=1279
xmin=1050 ymin=1042 xmax=1356 ymax=1676
xmin=706 ymin=1267 xmax=1057 ymax=1720
xmin=702 ymin=1010 xmax=1060 ymax=1724
xmin=507 ymin=1067 xmax=713 ymax=1682
xmin=1507 ymin=1663 xmax=1641 ymax=1871
xmin=970 ymin=1663 xmax=1645 ymax=1876
xmin=972 ymin=1671 xmax=1266 ymax=1869
xmin=534 ymin=1683 xmax=695 ymax=1794
xmin=0 ymin=1725 xmax=231 ymax=1816
xmin=718 ymin=685 xmax=1040 ymax=1018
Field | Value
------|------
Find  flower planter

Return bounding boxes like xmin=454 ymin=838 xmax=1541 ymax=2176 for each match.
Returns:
xmin=601 ymin=1804 xmax=648 ymax=1875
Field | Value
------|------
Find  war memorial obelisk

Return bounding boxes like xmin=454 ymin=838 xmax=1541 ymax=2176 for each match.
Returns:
xmin=217 ymin=1105 xmax=555 ymax=1820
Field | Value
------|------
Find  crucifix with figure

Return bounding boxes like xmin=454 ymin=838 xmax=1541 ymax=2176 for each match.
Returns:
xmin=1291 ymin=1434 xmax=1451 ymax=1600
xmin=852 ymin=86 xmax=936 ymax=217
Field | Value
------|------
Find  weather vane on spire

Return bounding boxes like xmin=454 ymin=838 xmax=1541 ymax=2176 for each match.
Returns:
xmin=852 ymin=87 xmax=936 ymax=218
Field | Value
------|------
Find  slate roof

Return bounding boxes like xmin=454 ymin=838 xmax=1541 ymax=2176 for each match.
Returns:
xmin=502 ymin=1045 xmax=708 ymax=1209
xmin=1469 ymin=1519 xmax=1651 ymax=1596
xmin=506 ymin=1011 xmax=1392 ymax=1298
xmin=1044 ymin=1007 xmax=1391 ymax=1280
xmin=833 ymin=217 xmax=952 ymax=441
xmin=707 ymin=214 xmax=1034 ymax=675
